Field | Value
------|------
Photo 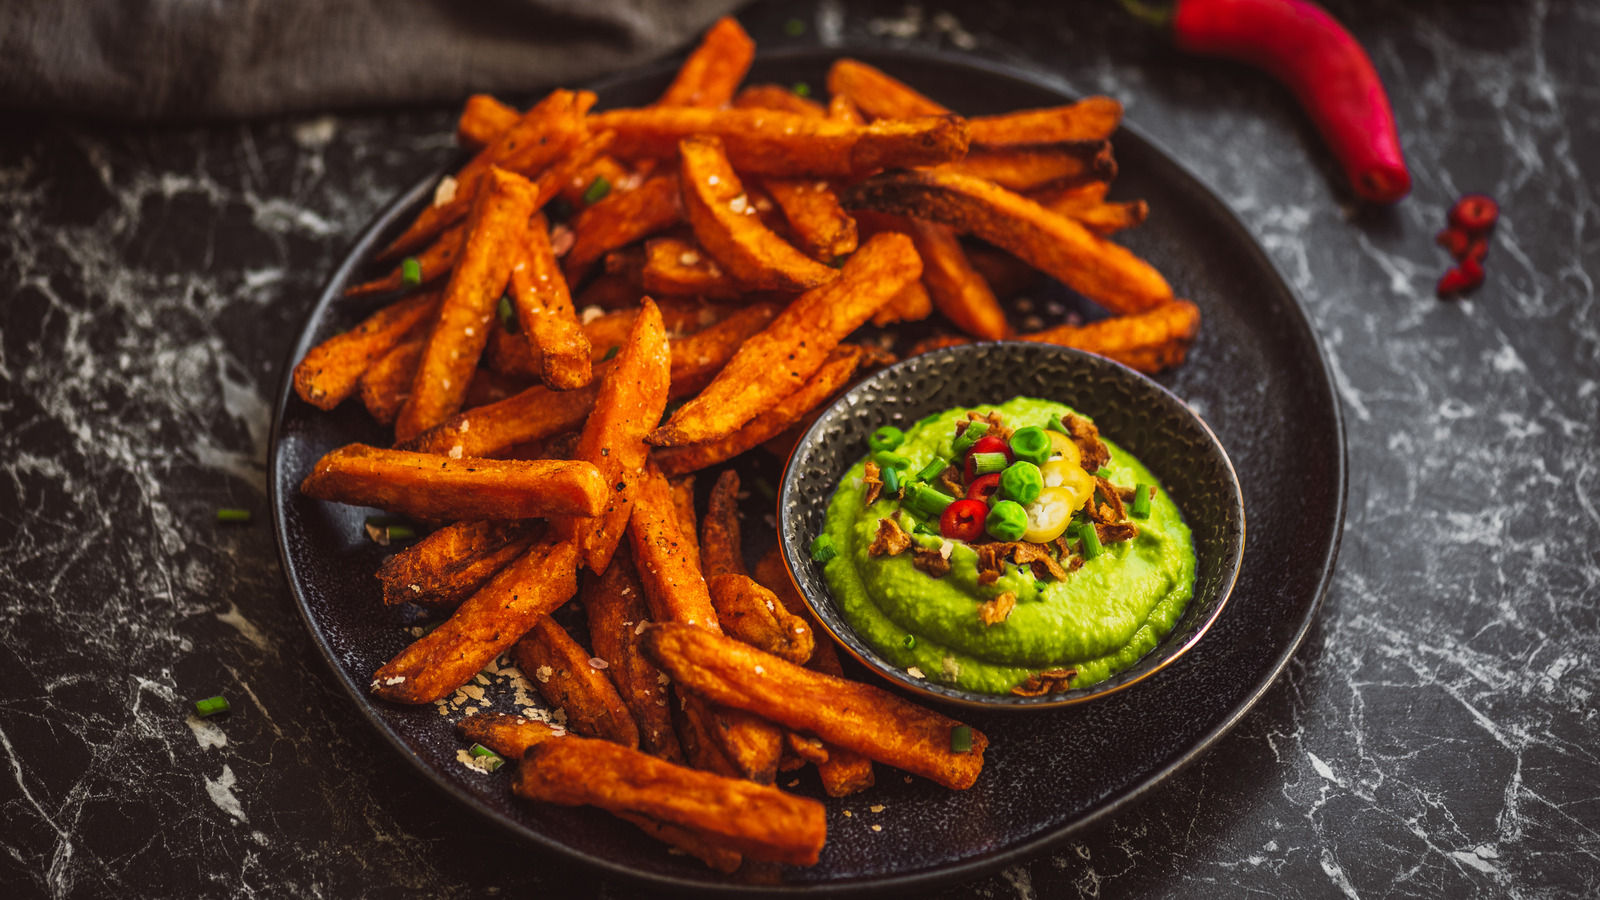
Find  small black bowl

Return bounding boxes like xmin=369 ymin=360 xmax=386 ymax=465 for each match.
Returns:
xmin=778 ymin=342 xmax=1245 ymax=711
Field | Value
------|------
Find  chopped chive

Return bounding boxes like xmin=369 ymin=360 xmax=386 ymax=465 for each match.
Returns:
xmin=951 ymin=421 xmax=990 ymax=456
xmin=582 ymin=176 xmax=612 ymax=206
xmin=916 ymin=457 xmax=948 ymax=482
xmin=882 ymin=465 xmax=902 ymax=497
xmin=1046 ymin=415 xmax=1069 ymax=435
xmin=401 ymin=257 xmax=422 ymax=287
xmin=784 ymin=18 xmax=806 ymax=36
xmin=792 ymin=81 xmax=812 ymax=98
xmin=872 ymin=451 xmax=912 ymax=471
xmin=601 ymin=345 xmax=620 ymax=362
xmin=971 ymin=452 xmax=1008 ymax=476
xmin=195 ymin=696 xmax=231 ymax=717
xmin=468 ymin=743 xmax=506 ymax=772
xmin=216 ymin=508 xmax=251 ymax=523
xmin=1095 ymin=467 xmax=1114 ymax=480
xmin=868 ymin=425 xmax=905 ymax=453
xmin=1076 ymin=522 xmax=1102 ymax=560
xmin=1131 ymin=484 xmax=1152 ymax=519
xmin=912 ymin=522 xmax=940 ymax=537
xmin=497 ymin=295 xmax=516 ymax=333
xmin=950 ymin=724 xmax=972 ymax=753
xmin=903 ymin=634 xmax=917 ymax=649
xmin=386 ymin=525 xmax=416 ymax=541
xmin=810 ymin=534 xmax=837 ymax=563
xmin=906 ymin=484 xmax=955 ymax=519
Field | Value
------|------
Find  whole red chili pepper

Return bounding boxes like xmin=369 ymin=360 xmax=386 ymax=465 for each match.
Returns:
xmin=1132 ymin=0 xmax=1412 ymax=203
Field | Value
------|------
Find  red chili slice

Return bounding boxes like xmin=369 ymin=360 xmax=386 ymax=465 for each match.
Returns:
xmin=1437 ymin=258 xmax=1484 ymax=297
xmin=1448 ymin=193 xmax=1499 ymax=234
xmin=1435 ymin=227 xmax=1469 ymax=258
xmin=966 ymin=473 xmax=1002 ymax=505
xmin=964 ymin=435 xmax=1012 ymax=482
xmin=940 ymin=499 xmax=989 ymax=542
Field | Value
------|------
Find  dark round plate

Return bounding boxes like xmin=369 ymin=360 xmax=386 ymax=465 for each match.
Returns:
xmin=778 ymin=342 xmax=1246 ymax=711
xmin=269 ymin=47 xmax=1345 ymax=896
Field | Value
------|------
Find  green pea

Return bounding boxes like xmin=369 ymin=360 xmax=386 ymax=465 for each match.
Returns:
xmin=868 ymin=425 xmax=905 ymax=454
xmin=985 ymin=500 xmax=1028 ymax=542
xmin=999 ymin=461 xmax=1043 ymax=504
xmin=1009 ymin=426 xmax=1052 ymax=466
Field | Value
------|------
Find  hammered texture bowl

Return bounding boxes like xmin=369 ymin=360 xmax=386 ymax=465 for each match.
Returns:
xmin=779 ymin=342 xmax=1246 ymax=711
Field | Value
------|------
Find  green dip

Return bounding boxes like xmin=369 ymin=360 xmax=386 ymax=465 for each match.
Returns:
xmin=819 ymin=397 xmax=1195 ymax=694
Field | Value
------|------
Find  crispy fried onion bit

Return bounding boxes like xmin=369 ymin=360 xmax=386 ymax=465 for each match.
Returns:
xmin=862 ymin=460 xmax=884 ymax=506
xmin=868 ymin=517 xmax=912 ymax=556
xmin=1011 ymin=667 xmax=1078 ymax=697
xmin=912 ymin=546 xmax=951 ymax=578
xmin=1088 ymin=475 xmax=1140 ymax=544
xmin=957 ymin=409 xmax=1013 ymax=443
xmin=975 ymin=541 xmax=1071 ymax=586
xmin=1063 ymin=412 xmax=1110 ymax=472
xmin=978 ymin=591 xmax=1016 ymax=627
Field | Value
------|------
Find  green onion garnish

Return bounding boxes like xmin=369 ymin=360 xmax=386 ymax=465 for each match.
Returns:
xmin=810 ymin=534 xmax=837 ymax=563
xmin=913 ymin=522 xmax=940 ymax=536
xmin=602 ymin=345 xmax=620 ymax=362
xmin=970 ymin=452 xmax=1008 ymax=476
xmin=916 ymin=457 xmax=948 ymax=482
xmin=951 ymin=421 xmax=990 ymax=456
xmin=401 ymin=257 xmax=422 ymax=287
xmin=1131 ymin=484 xmax=1152 ymax=519
xmin=793 ymin=82 xmax=812 ymax=98
xmin=1046 ymin=415 xmax=1069 ymax=435
xmin=386 ymin=525 xmax=416 ymax=541
xmin=195 ymin=696 xmax=231 ymax=717
xmin=868 ymin=425 xmax=905 ymax=453
xmin=582 ymin=176 xmax=612 ymax=206
xmin=784 ymin=18 xmax=806 ymax=36
xmin=882 ymin=465 xmax=902 ymax=497
xmin=1076 ymin=522 xmax=1102 ymax=560
xmin=903 ymin=635 xmax=916 ymax=649
xmin=497 ymin=295 xmax=516 ymax=333
xmin=216 ymin=508 xmax=251 ymax=523
xmin=905 ymin=484 xmax=955 ymax=519
xmin=950 ymin=725 xmax=972 ymax=753
xmin=1095 ymin=467 xmax=1114 ymax=480
xmin=469 ymin=743 xmax=506 ymax=772
xmin=872 ymin=451 xmax=912 ymax=471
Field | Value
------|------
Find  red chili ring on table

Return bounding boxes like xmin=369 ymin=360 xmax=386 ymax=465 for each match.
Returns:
xmin=966 ymin=473 xmax=1002 ymax=505
xmin=941 ymin=499 xmax=989 ymax=542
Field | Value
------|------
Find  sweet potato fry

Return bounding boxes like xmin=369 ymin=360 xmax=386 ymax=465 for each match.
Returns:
xmin=968 ymin=97 xmax=1124 ymax=146
xmin=377 ymin=519 xmax=542 ymax=609
xmin=1020 ymin=299 xmax=1201 ymax=373
xmin=394 ymin=167 xmax=541 ymax=441
xmin=1031 ymin=181 xmax=1148 ymax=236
xmin=591 ymin=107 xmax=969 ymax=178
xmin=871 ymin=278 xmax=934 ymax=328
xmin=827 ymin=93 xmax=865 ymax=125
xmin=358 ymin=335 xmax=424 ymax=425
xmin=654 ymin=17 xmax=756 ymax=109
xmin=558 ymin=155 xmax=632 ymax=209
xmin=939 ymin=143 xmax=1115 ymax=192
xmin=583 ymin=547 xmax=685 ymax=762
xmin=655 ymin=345 xmax=863 ymax=476
xmin=642 ymin=237 xmax=746 ymax=299
xmin=513 ymin=736 xmax=827 ymax=865
xmin=564 ymin=173 xmax=683 ymax=278
xmin=708 ymin=574 xmax=815 ymax=666
xmin=456 ymin=94 xmax=519 ymax=151
xmin=642 ymin=623 xmax=987 ymax=790
xmin=843 ymin=169 xmax=1175 ymax=314
xmin=628 ymin=459 xmax=719 ymax=632
xmin=650 ymin=233 xmax=920 ymax=446
xmin=489 ymin=301 xmax=712 ymax=379
xmin=678 ymin=136 xmax=839 ymax=292
xmin=344 ymin=221 xmax=466 ymax=298
xmin=762 ymin=177 xmax=858 ymax=262
xmin=732 ymin=84 xmax=827 ymax=117
xmin=674 ymin=693 xmax=742 ymax=778
xmin=827 ymin=58 xmax=947 ymax=119
xmin=561 ymin=298 xmax=671 ymax=573
xmin=405 ymin=303 xmax=778 ymax=458
xmin=668 ymin=475 xmax=700 ymax=560
xmin=511 ymin=212 xmax=592 ymax=390
xmin=902 ymin=217 xmax=1010 ymax=340
xmin=371 ymin=534 xmax=579 ymax=703
xmin=512 ymin=617 xmax=639 ymax=747
xmin=292 ymin=291 xmax=442 ymax=410
xmin=699 ymin=469 xmax=744 ymax=579
xmin=300 ymin=444 xmax=606 ymax=520
xmin=704 ymin=703 xmax=783 ymax=785
xmin=378 ymin=90 xmax=591 ymax=262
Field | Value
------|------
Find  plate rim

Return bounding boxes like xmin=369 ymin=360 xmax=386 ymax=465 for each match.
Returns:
xmin=268 ymin=43 xmax=1348 ymax=896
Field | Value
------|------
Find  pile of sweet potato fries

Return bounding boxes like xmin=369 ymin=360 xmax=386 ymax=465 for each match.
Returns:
xmin=291 ymin=17 xmax=1197 ymax=873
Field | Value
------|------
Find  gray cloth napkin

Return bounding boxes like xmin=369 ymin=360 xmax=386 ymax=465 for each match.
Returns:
xmin=0 ymin=0 xmax=745 ymax=119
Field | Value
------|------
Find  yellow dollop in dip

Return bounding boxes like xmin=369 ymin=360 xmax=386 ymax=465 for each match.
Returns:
xmin=820 ymin=397 xmax=1196 ymax=694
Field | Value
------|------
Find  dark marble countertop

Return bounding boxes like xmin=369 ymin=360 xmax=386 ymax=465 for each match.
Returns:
xmin=3 ymin=1 xmax=1596 ymax=896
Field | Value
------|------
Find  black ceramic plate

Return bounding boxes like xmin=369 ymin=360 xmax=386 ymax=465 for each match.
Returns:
xmin=270 ymin=48 xmax=1345 ymax=895
xmin=779 ymin=343 xmax=1246 ymax=711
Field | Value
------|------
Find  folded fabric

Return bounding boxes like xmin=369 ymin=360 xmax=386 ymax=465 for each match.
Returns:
xmin=0 ymin=0 xmax=745 ymax=119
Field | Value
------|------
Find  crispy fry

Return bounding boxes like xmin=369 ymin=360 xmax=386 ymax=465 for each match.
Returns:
xmin=584 ymin=547 xmax=685 ymax=762
xmin=827 ymin=93 xmax=865 ymax=125
xmin=787 ymin=732 xmax=829 ymax=766
xmin=667 ymin=474 xmax=699 ymax=560
xmin=968 ymin=97 xmax=1124 ymax=146
xmin=300 ymin=445 xmax=606 ymax=520
xmin=708 ymin=574 xmax=815 ymax=666
xmin=561 ymin=298 xmax=671 ymax=573
xmin=826 ymin=58 xmax=947 ymax=119
xmin=938 ymin=143 xmax=1115 ymax=192
xmin=651 ymin=233 xmax=920 ymax=446
xmin=512 ymin=617 xmax=639 ymax=747
xmin=655 ymin=345 xmax=863 ymax=476
xmin=905 ymin=218 xmax=1010 ymax=340
xmin=405 ymin=303 xmax=778 ymax=458
xmin=654 ymin=17 xmax=756 ymax=109
xmin=358 ymin=334 xmax=424 ymax=425
xmin=705 ymin=702 xmax=784 ymax=785
xmin=371 ymin=534 xmax=579 ymax=703
xmin=559 ymin=155 xmax=631 ymax=208
xmin=378 ymin=90 xmax=591 ymax=262
xmin=642 ymin=623 xmax=987 ymax=790
xmin=511 ymin=212 xmax=591 ymax=390
xmin=618 ymin=812 xmax=743 ymax=874
xmin=674 ymin=692 xmax=742 ymax=777
xmin=377 ymin=519 xmax=542 ymax=609
xmin=292 ymin=291 xmax=442 ymax=410
xmin=344 ymin=222 xmax=466 ymax=297
xmin=513 ymin=736 xmax=827 ymax=865
xmin=394 ymin=168 xmax=541 ymax=441
xmin=564 ymin=173 xmax=683 ymax=278
xmin=732 ymin=84 xmax=827 ymax=117
xmin=762 ymin=177 xmax=858 ymax=262
xmin=628 ymin=458 xmax=719 ymax=632
xmin=642 ymin=237 xmax=746 ymax=299
xmin=456 ymin=94 xmax=519 ymax=151
xmin=1019 ymin=299 xmax=1201 ymax=373
xmin=678 ymin=135 xmax=840 ymax=292
xmin=843 ymin=169 xmax=1174 ymax=314
xmin=592 ymin=107 xmax=969 ymax=178
xmin=871 ymin=278 xmax=934 ymax=327
xmin=1031 ymin=181 xmax=1149 ymax=236
xmin=489 ymin=301 xmax=715 ymax=379
xmin=700 ymin=469 xmax=745 ymax=579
